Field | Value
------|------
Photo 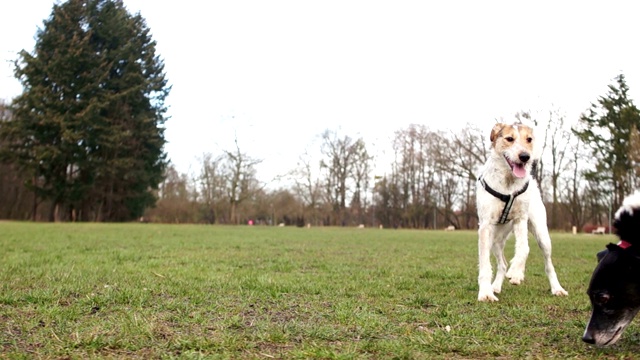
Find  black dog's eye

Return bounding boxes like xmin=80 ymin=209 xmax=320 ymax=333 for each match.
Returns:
xmin=595 ymin=293 xmax=611 ymax=305
xmin=505 ymin=136 xmax=514 ymax=142
xmin=526 ymin=137 xmax=532 ymax=143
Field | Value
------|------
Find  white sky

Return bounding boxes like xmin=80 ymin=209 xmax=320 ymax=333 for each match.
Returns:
xmin=2 ymin=1 xmax=640 ymax=186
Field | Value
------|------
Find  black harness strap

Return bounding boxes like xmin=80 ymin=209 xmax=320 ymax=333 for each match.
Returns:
xmin=479 ymin=176 xmax=529 ymax=224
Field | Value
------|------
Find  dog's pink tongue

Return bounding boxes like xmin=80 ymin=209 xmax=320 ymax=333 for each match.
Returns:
xmin=513 ymin=164 xmax=526 ymax=178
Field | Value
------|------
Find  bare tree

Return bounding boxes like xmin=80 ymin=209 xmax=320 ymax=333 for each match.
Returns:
xmin=388 ymin=125 xmax=440 ymax=228
xmin=222 ymin=138 xmax=262 ymax=224
xmin=146 ymin=164 xmax=198 ymax=223
xmin=268 ymin=189 xmax=304 ymax=226
xmin=319 ymin=130 xmax=357 ymax=225
xmin=539 ymin=110 xmax=572 ymax=228
xmin=391 ymin=126 xmax=420 ymax=228
xmin=349 ymin=138 xmax=372 ymax=225
xmin=447 ymin=123 xmax=489 ymax=181
xmin=445 ymin=124 xmax=488 ymax=228
xmin=374 ymin=168 xmax=405 ymax=229
xmin=290 ymin=150 xmax=323 ymax=225
xmin=559 ymin=135 xmax=592 ymax=231
xmin=199 ymin=153 xmax=225 ymax=224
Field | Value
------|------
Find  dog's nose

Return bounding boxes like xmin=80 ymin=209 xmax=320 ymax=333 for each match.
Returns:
xmin=582 ymin=330 xmax=596 ymax=344
xmin=519 ymin=153 xmax=530 ymax=163
xmin=582 ymin=334 xmax=595 ymax=344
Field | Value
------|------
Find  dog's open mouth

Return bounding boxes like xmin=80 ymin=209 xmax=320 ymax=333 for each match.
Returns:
xmin=505 ymin=156 xmax=527 ymax=178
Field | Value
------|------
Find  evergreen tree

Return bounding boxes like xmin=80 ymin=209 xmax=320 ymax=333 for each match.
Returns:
xmin=0 ymin=0 xmax=169 ymax=221
xmin=572 ymin=74 xmax=640 ymax=209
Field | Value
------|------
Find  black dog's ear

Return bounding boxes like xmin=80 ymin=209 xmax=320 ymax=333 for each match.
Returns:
xmin=597 ymin=243 xmax=625 ymax=262
xmin=606 ymin=243 xmax=624 ymax=251
xmin=597 ymin=248 xmax=609 ymax=262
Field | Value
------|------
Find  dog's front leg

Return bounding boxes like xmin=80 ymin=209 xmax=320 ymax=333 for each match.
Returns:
xmin=478 ymin=224 xmax=499 ymax=302
xmin=506 ymin=218 xmax=529 ymax=285
xmin=491 ymin=225 xmax=511 ymax=294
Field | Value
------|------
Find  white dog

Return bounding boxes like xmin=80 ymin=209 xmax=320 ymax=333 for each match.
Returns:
xmin=476 ymin=121 xmax=568 ymax=302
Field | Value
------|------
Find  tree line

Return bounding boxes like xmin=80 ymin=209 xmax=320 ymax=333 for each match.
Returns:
xmin=137 ymin=74 xmax=640 ymax=231
xmin=0 ymin=0 xmax=639 ymax=230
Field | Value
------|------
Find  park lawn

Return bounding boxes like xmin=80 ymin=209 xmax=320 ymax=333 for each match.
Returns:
xmin=0 ymin=222 xmax=636 ymax=359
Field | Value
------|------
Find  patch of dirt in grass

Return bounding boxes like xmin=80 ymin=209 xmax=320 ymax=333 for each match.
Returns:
xmin=151 ymin=321 xmax=175 ymax=341
xmin=252 ymin=341 xmax=294 ymax=358
xmin=56 ymin=292 xmax=81 ymax=307
xmin=0 ymin=309 xmax=49 ymax=352
xmin=238 ymin=298 xmax=317 ymax=326
xmin=90 ymin=347 xmax=163 ymax=359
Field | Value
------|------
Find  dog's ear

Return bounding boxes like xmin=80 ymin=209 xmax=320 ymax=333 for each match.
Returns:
xmin=596 ymin=248 xmax=609 ymax=262
xmin=490 ymin=123 xmax=505 ymax=143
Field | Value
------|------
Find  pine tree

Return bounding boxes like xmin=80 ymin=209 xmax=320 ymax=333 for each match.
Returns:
xmin=572 ymin=74 xmax=640 ymax=209
xmin=0 ymin=0 xmax=169 ymax=221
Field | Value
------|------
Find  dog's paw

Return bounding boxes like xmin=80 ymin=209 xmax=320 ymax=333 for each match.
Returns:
xmin=478 ymin=291 xmax=499 ymax=302
xmin=491 ymin=280 xmax=502 ymax=294
xmin=506 ymin=269 xmax=525 ymax=285
xmin=508 ymin=275 xmax=524 ymax=285
xmin=551 ymin=287 xmax=568 ymax=297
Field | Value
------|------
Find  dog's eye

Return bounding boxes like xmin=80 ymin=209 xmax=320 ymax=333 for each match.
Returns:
xmin=505 ymin=137 xmax=514 ymax=142
xmin=595 ymin=293 xmax=610 ymax=305
xmin=526 ymin=137 xmax=532 ymax=143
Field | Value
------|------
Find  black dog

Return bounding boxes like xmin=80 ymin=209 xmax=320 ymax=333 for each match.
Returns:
xmin=583 ymin=194 xmax=640 ymax=346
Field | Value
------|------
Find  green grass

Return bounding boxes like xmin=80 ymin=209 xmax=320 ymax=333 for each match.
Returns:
xmin=0 ymin=222 xmax=637 ymax=359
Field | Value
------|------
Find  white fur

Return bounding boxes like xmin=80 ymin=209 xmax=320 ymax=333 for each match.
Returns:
xmin=615 ymin=191 xmax=640 ymax=219
xmin=476 ymin=123 xmax=568 ymax=302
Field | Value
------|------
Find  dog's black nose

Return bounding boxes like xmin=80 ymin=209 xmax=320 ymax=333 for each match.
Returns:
xmin=582 ymin=331 xmax=596 ymax=344
xmin=519 ymin=153 xmax=530 ymax=163
xmin=582 ymin=335 xmax=595 ymax=344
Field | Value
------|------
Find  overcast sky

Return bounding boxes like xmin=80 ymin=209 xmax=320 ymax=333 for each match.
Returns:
xmin=2 ymin=1 xmax=640 ymax=185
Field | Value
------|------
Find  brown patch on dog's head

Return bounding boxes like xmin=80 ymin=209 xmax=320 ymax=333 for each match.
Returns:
xmin=490 ymin=122 xmax=534 ymax=153
xmin=490 ymin=123 xmax=506 ymax=144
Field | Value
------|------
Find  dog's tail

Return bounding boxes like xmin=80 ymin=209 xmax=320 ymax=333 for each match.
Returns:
xmin=613 ymin=192 xmax=640 ymax=244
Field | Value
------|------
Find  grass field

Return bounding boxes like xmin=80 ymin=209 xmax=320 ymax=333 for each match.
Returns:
xmin=0 ymin=222 xmax=637 ymax=359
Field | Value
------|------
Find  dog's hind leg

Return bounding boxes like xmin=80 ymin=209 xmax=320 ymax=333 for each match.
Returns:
xmin=491 ymin=225 xmax=511 ymax=294
xmin=528 ymin=216 xmax=569 ymax=296
xmin=506 ymin=219 xmax=529 ymax=285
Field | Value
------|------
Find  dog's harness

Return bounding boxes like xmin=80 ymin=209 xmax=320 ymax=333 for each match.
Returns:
xmin=479 ymin=176 xmax=529 ymax=224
